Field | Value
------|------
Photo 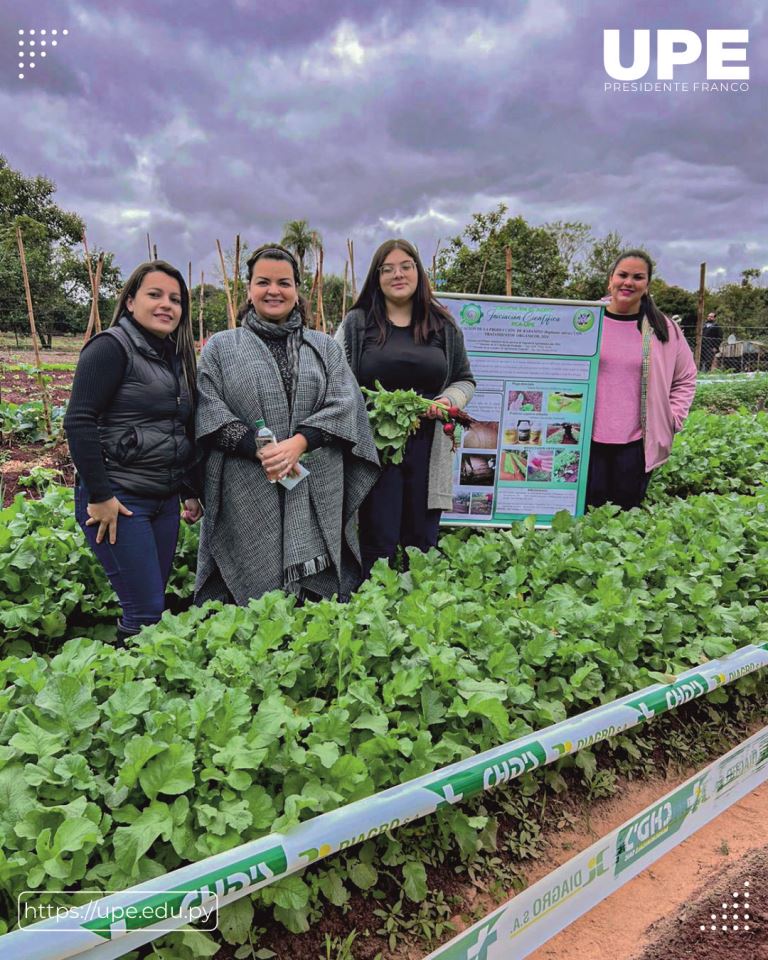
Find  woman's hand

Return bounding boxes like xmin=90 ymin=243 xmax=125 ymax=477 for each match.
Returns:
xmin=182 ymin=498 xmax=203 ymax=524
xmin=258 ymin=434 xmax=308 ymax=482
xmin=85 ymin=497 xmax=134 ymax=545
xmin=425 ymin=396 xmax=451 ymax=419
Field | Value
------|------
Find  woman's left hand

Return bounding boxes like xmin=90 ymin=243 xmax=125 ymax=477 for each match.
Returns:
xmin=425 ymin=396 xmax=451 ymax=419
xmin=258 ymin=435 xmax=309 ymax=482
xmin=182 ymin=498 xmax=203 ymax=524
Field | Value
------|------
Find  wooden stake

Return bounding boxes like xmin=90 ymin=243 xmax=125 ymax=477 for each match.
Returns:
xmin=346 ymin=238 xmax=357 ymax=301
xmin=82 ymin=233 xmax=97 ymax=343
xmin=216 ymin=239 xmax=236 ymax=329
xmin=152 ymin=244 xmax=158 ymax=261
xmin=309 ymin=264 xmax=319 ymax=316
xmin=83 ymin=297 xmax=97 ymax=343
xmin=505 ymin=245 xmax=512 ymax=297
xmin=233 ymin=235 xmax=241 ymax=316
xmin=316 ymin=244 xmax=325 ymax=333
xmin=93 ymin=253 xmax=104 ymax=334
xmin=146 ymin=233 xmax=152 ymax=261
xmin=342 ymin=260 xmax=348 ymax=319
xmin=198 ymin=270 xmax=205 ymax=347
xmin=83 ymin=233 xmax=95 ymax=295
xmin=694 ymin=262 xmax=707 ymax=369
xmin=15 ymin=224 xmax=52 ymax=437
xmin=431 ymin=239 xmax=441 ymax=289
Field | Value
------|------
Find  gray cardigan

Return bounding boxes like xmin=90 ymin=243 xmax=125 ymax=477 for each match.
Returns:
xmin=336 ymin=309 xmax=476 ymax=510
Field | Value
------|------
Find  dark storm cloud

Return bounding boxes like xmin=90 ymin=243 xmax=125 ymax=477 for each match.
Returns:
xmin=1 ymin=0 xmax=766 ymax=288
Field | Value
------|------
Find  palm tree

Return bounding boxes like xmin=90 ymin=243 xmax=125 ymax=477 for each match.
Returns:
xmin=281 ymin=219 xmax=321 ymax=280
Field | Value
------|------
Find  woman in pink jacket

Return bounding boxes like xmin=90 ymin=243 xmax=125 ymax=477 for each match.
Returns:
xmin=586 ymin=249 xmax=697 ymax=509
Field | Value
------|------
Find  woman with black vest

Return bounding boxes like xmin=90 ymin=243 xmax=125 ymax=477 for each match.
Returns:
xmin=64 ymin=261 xmax=201 ymax=642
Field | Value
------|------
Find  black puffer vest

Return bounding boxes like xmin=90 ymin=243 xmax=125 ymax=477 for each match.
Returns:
xmin=95 ymin=317 xmax=194 ymax=497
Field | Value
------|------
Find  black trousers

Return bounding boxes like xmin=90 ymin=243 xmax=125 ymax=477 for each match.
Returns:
xmin=359 ymin=421 xmax=441 ymax=577
xmin=585 ymin=439 xmax=652 ymax=510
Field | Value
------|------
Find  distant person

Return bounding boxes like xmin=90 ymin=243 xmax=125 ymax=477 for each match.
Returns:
xmin=700 ymin=312 xmax=723 ymax=371
xmin=337 ymin=238 xmax=475 ymax=576
xmin=586 ymin=250 xmax=697 ymax=511
xmin=65 ymin=261 xmax=202 ymax=643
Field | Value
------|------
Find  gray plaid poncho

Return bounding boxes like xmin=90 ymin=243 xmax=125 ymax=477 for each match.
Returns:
xmin=195 ymin=325 xmax=380 ymax=604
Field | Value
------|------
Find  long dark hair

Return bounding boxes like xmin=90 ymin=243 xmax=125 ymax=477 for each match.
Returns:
xmin=237 ymin=243 xmax=313 ymax=326
xmin=112 ymin=260 xmax=197 ymax=394
xmin=607 ymin=249 xmax=669 ymax=343
xmin=352 ymin=238 xmax=453 ymax=345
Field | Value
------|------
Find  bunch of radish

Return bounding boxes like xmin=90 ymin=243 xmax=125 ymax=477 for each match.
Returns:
xmin=436 ymin=402 xmax=473 ymax=451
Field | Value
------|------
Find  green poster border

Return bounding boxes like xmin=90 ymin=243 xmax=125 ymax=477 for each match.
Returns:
xmin=437 ymin=293 xmax=605 ymax=528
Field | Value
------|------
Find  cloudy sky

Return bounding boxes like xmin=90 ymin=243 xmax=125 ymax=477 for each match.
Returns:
xmin=1 ymin=0 xmax=766 ymax=291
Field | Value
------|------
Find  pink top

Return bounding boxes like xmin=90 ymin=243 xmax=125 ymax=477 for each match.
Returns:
xmin=592 ymin=316 xmax=644 ymax=443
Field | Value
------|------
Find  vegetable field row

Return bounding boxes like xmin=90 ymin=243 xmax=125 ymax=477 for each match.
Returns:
xmin=2 ymin=488 xmax=768 ymax=944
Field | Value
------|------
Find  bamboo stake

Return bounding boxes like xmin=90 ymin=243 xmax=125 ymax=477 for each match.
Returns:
xmin=505 ymin=245 xmax=512 ymax=297
xmin=146 ymin=233 xmax=152 ymax=261
xmin=198 ymin=270 xmax=205 ymax=348
xmin=694 ymin=262 xmax=707 ymax=369
xmin=216 ymin=239 xmax=236 ymax=329
xmin=82 ymin=233 xmax=98 ymax=344
xmin=347 ymin=238 xmax=357 ymax=301
xmin=309 ymin=264 xmax=319 ymax=317
xmin=188 ymin=261 xmax=193 ymax=321
xmin=316 ymin=244 xmax=325 ymax=333
xmin=15 ymin=224 xmax=52 ymax=437
xmin=431 ymin=239 xmax=441 ymax=289
xmin=93 ymin=253 xmax=104 ymax=334
xmin=83 ymin=233 xmax=95 ymax=296
xmin=152 ymin=244 xmax=158 ymax=261
xmin=233 ymin=235 xmax=241 ymax=316
xmin=83 ymin=298 xmax=97 ymax=343
xmin=342 ymin=261 xmax=348 ymax=318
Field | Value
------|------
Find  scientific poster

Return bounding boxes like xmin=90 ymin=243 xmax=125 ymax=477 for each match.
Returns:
xmin=439 ymin=294 xmax=603 ymax=525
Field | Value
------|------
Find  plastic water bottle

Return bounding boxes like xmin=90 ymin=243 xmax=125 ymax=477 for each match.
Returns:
xmin=254 ymin=419 xmax=277 ymax=482
xmin=254 ymin=418 xmax=309 ymax=490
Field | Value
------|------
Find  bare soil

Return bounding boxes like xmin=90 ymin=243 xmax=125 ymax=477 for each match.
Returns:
xmin=635 ymin=846 xmax=768 ymax=960
xmin=1 ymin=348 xmax=76 ymax=505
xmin=529 ymin=782 xmax=768 ymax=960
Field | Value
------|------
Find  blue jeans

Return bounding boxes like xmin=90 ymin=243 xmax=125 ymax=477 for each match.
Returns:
xmin=75 ymin=481 xmax=181 ymax=633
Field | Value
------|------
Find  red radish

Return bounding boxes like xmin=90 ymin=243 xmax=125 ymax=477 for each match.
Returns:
xmin=448 ymin=405 xmax=459 ymax=416
xmin=443 ymin=422 xmax=455 ymax=435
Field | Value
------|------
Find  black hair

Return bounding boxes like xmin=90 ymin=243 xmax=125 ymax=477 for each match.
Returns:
xmin=607 ymin=249 xmax=669 ymax=343
xmin=351 ymin=238 xmax=453 ymax=346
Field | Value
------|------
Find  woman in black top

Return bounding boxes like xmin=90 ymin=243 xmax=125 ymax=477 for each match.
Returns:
xmin=337 ymin=239 xmax=475 ymax=576
xmin=64 ymin=261 xmax=201 ymax=642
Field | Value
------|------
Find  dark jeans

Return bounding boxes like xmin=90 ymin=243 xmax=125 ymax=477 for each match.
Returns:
xmin=585 ymin=439 xmax=652 ymax=511
xmin=75 ymin=481 xmax=180 ymax=633
xmin=359 ymin=421 xmax=441 ymax=578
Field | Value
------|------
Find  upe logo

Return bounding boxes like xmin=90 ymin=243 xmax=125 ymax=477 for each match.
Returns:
xmin=603 ymin=29 xmax=749 ymax=89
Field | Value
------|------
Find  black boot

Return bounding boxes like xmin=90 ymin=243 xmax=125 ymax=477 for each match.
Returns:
xmin=115 ymin=621 xmax=139 ymax=647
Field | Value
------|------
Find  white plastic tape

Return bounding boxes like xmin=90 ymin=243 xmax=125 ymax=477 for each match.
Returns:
xmin=425 ymin=724 xmax=768 ymax=959
xmin=3 ymin=642 xmax=767 ymax=959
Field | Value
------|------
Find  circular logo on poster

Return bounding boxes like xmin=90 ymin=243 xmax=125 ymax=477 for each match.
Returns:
xmin=460 ymin=303 xmax=483 ymax=326
xmin=573 ymin=309 xmax=595 ymax=332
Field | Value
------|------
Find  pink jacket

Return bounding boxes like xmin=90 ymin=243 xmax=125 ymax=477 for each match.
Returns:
xmin=642 ymin=318 xmax=697 ymax=471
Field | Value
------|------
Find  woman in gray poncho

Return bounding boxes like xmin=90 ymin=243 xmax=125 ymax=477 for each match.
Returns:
xmin=195 ymin=245 xmax=380 ymax=605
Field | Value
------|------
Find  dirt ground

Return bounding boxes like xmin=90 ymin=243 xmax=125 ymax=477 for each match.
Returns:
xmin=1 ymin=348 xmax=75 ymax=505
xmin=528 ymin=781 xmax=768 ymax=960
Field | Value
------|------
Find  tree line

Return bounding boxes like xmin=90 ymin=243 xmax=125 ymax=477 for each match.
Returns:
xmin=1 ymin=158 xmax=766 ymax=346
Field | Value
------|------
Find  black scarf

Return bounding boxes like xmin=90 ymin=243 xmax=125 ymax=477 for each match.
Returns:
xmin=243 ymin=306 xmax=304 ymax=408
